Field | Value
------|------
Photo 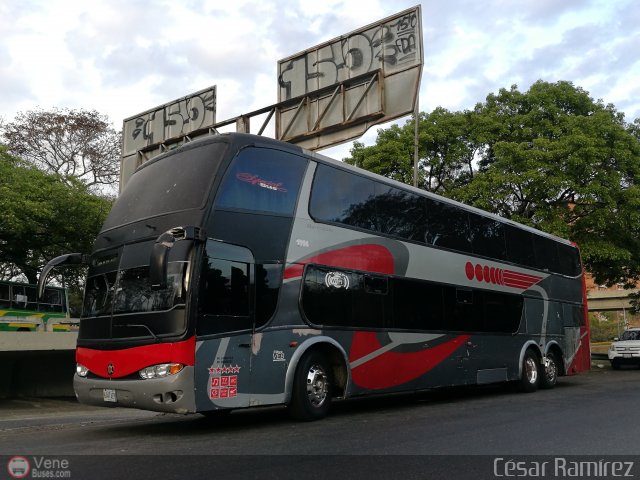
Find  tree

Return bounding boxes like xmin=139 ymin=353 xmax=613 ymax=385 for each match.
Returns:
xmin=0 ymin=146 xmax=111 ymax=288
xmin=1 ymin=108 xmax=121 ymax=193
xmin=346 ymin=108 xmax=480 ymax=194
xmin=343 ymin=80 xmax=640 ymax=286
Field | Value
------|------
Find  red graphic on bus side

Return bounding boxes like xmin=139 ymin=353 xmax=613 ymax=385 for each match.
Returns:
xmin=349 ymin=332 xmax=471 ymax=390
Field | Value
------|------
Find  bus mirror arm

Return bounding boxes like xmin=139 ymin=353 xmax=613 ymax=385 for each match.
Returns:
xmin=150 ymin=226 xmax=205 ymax=290
xmin=37 ymin=253 xmax=90 ymax=300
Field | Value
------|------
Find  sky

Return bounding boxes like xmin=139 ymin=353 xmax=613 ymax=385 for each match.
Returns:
xmin=1 ymin=0 xmax=638 ymax=161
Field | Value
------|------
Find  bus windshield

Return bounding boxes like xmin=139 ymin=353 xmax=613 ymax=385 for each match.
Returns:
xmin=83 ymin=262 xmax=188 ymax=317
xmin=102 ymin=140 xmax=227 ymax=230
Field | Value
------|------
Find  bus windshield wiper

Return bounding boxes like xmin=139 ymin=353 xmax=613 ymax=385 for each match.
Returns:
xmin=113 ymin=323 xmax=160 ymax=342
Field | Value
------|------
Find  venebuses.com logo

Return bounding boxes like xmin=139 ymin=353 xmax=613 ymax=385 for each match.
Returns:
xmin=7 ymin=456 xmax=71 ymax=478
xmin=7 ymin=457 xmax=30 ymax=479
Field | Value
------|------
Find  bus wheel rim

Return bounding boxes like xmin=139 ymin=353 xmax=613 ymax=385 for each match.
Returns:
xmin=525 ymin=357 xmax=538 ymax=384
xmin=545 ymin=357 xmax=557 ymax=383
xmin=306 ymin=364 xmax=328 ymax=408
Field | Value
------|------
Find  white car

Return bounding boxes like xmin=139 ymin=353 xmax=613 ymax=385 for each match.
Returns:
xmin=608 ymin=328 xmax=640 ymax=369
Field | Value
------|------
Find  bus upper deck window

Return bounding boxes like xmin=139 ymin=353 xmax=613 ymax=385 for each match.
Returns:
xmin=215 ymin=147 xmax=308 ymax=216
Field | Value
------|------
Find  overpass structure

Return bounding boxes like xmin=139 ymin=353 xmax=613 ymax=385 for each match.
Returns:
xmin=587 ymin=289 xmax=638 ymax=312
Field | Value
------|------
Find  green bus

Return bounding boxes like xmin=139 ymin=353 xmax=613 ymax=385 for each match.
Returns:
xmin=0 ymin=280 xmax=71 ymax=331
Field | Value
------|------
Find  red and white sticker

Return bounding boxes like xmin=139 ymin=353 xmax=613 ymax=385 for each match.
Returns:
xmin=208 ymin=365 xmax=240 ymax=399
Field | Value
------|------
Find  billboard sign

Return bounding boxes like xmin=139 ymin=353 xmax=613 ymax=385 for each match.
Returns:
xmin=120 ymin=86 xmax=216 ymax=189
xmin=276 ymin=6 xmax=422 ymax=150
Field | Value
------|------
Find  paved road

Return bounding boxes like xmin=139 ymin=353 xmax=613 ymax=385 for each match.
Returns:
xmin=1 ymin=365 xmax=638 ymax=479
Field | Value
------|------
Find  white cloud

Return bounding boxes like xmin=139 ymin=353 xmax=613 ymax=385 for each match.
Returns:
xmin=1 ymin=0 xmax=638 ymax=156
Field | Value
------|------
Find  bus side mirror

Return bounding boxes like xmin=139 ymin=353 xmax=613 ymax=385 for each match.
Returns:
xmin=37 ymin=253 xmax=90 ymax=300
xmin=150 ymin=232 xmax=176 ymax=290
xmin=149 ymin=226 xmax=205 ymax=290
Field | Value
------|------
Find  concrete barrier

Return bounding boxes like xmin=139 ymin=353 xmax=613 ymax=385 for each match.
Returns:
xmin=0 ymin=332 xmax=77 ymax=398
xmin=0 ymin=332 xmax=77 ymax=351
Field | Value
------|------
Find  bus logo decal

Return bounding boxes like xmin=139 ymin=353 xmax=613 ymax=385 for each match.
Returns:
xmin=236 ymin=172 xmax=288 ymax=192
xmin=325 ymin=272 xmax=350 ymax=290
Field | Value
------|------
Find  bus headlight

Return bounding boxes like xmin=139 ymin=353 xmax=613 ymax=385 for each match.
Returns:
xmin=76 ymin=364 xmax=89 ymax=377
xmin=139 ymin=363 xmax=184 ymax=379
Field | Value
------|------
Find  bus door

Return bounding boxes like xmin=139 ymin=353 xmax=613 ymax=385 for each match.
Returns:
xmin=195 ymin=240 xmax=257 ymax=410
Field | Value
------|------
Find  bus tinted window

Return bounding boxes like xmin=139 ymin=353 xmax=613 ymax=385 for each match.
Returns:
xmin=216 ymin=147 xmax=308 ymax=215
xmin=376 ymin=186 xmax=427 ymax=241
xmin=302 ymin=265 xmax=522 ymax=334
xmin=310 ymin=163 xmax=578 ymax=277
xmin=505 ymin=225 xmax=535 ymax=267
xmin=310 ymin=165 xmax=377 ymax=230
xmin=392 ymin=277 xmax=445 ymax=330
xmin=256 ymin=264 xmax=282 ymax=328
xmin=104 ymin=141 xmax=226 ymax=229
xmin=199 ymin=257 xmax=251 ymax=334
xmin=533 ymin=235 xmax=559 ymax=272
xmin=469 ymin=214 xmax=506 ymax=261
xmin=557 ymin=243 xmax=581 ymax=277
xmin=424 ymin=199 xmax=472 ymax=253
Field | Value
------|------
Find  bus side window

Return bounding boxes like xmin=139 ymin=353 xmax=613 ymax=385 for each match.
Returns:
xmin=309 ymin=165 xmax=377 ymax=231
xmin=533 ymin=235 xmax=559 ymax=272
xmin=469 ymin=214 xmax=507 ymax=261
xmin=376 ymin=186 xmax=427 ymax=241
xmin=198 ymin=240 xmax=257 ymax=335
xmin=557 ymin=243 xmax=582 ymax=277
xmin=505 ymin=225 xmax=535 ymax=268
xmin=12 ymin=285 xmax=37 ymax=311
xmin=424 ymin=199 xmax=472 ymax=253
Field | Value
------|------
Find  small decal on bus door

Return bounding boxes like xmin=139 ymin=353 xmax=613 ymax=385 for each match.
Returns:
xmin=208 ymin=365 xmax=240 ymax=399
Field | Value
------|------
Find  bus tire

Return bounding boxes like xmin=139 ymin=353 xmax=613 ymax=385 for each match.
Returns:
xmin=540 ymin=351 xmax=559 ymax=389
xmin=289 ymin=350 xmax=333 ymax=421
xmin=518 ymin=349 xmax=540 ymax=393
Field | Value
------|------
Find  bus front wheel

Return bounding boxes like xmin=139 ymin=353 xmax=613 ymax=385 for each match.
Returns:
xmin=518 ymin=349 xmax=540 ymax=393
xmin=290 ymin=350 xmax=333 ymax=421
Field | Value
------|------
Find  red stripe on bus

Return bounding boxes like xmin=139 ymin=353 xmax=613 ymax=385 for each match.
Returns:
xmin=284 ymin=244 xmax=395 ymax=279
xmin=502 ymin=270 xmax=542 ymax=289
xmin=349 ymin=332 xmax=470 ymax=390
xmin=76 ymin=336 xmax=196 ymax=379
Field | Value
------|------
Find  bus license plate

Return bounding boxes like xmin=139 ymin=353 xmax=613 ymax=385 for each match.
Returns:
xmin=103 ymin=388 xmax=117 ymax=402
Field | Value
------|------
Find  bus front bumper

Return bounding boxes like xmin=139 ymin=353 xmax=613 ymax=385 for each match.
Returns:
xmin=74 ymin=366 xmax=196 ymax=414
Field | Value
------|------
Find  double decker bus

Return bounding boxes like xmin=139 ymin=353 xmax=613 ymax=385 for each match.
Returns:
xmin=39 ymin=133 xmax=590 ymax=420
xmin=0 ymin=280 xmax=70 ymax=331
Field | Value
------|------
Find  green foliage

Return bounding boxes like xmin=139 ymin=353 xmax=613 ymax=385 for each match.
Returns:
xmin=343 ymin=80 xmax=640 ymax=286
xmin=588 ymin=313 xmax=621 ymax=342
xmin=0 ymin=146 xmax=111 ymax=294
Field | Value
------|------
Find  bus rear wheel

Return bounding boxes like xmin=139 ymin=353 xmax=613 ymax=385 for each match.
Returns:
xmin=540 ymin=352 xmax=559 ymax=389
xmin=290 ymin=350 xmax=332 ymax=421
xmin=518 ymin=349 xmax=540 ymax=393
